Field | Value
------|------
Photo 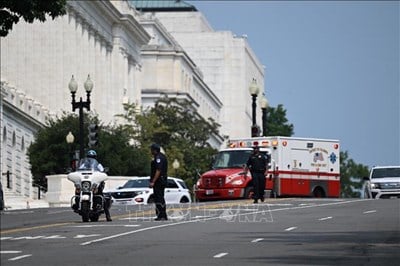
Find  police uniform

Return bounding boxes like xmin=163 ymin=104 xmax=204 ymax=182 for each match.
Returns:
xmin=246 ymin=148 xmax=269 ymax=203
xmin=98 ymin=181 xmax=112 ymax=221
xmin=151 ymin=150 xmax=168 ymax=220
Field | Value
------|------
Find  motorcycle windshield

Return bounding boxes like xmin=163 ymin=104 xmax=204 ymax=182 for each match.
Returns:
xmin=78 ymin=158 xmax=100 ymax=172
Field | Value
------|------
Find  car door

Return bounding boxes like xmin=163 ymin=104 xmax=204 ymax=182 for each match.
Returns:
xmin=165 ymin=179 xmax=181 ymax=203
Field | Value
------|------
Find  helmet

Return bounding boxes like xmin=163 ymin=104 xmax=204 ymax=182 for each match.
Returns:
xmin=87 ymin=150 xmax=97 ymax=158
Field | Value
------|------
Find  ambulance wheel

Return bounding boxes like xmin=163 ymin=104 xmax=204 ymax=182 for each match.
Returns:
xmin=244 ymin=186 xmax=254 ymax=199
xmin=313 ymin=187 xmax=326 ymax=198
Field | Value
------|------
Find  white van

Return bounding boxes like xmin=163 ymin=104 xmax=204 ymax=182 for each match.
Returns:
xmin=364 ymin=166 xmax=400 ymax=199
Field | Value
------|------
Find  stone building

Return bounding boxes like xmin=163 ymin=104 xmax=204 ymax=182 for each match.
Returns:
xmin=0 ymin=0 xmax=265 ymax=206
xmin=130 ymin=0 xmax=265 ymax=138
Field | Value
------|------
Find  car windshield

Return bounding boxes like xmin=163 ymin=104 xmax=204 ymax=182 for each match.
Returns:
xmin=122 ymin=179 xmax=150 ymax=188
xmin=371 ymin=168 xmax=400 ymax=178
xmin=77 ymin=158 xmax=100 ymax=171
xmin=213 ymin=150 xmax=253 ymax=169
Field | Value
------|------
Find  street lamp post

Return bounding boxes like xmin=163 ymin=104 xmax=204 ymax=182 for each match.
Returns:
xmin=249 ymin=78 xmax=260 ymax=137
xmin=260 ymin=94 xmax=269 ymax=136
xmin=68 ymin=75 xmax=93 ymax=160
xmin=66 ymin=131 xmax=75 ymax=170
xmin=172 ymin=159 xmax=180 ymax=178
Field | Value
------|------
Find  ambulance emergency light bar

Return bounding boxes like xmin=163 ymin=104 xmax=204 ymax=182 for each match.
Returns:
xmin=227 ymin=140 xmax=275 ymax=148
xmin=228 ymin=139 xmax=339 ymax=150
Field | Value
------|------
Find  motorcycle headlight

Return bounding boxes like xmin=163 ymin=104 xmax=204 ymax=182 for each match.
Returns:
xmin=82 ymin=181 xmax=91 ymax=192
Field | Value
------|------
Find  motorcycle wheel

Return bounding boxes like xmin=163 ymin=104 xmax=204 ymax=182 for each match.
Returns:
xmin=81 ymin=201 xmax=90 ymax=222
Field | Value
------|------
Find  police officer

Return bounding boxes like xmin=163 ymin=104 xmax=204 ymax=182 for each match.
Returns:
xmin=73 ymin=150 xmax=112 ymax=221
xmin=97 ymin=180 xmax=112 ymax=222
xmin=149 ymin=143 xmax=168 ymax=221
xmin=245 ymin=145 xmax=269 ymax=203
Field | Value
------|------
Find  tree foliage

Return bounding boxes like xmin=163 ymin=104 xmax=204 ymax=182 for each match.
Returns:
xmin=265 ymin=104 xmax=294 ymax=136
xmin=340 ymin=151 xmax=369 ymax=198
xmin=0 ymin=0 xmax=67 ymax=37
xmin=28 ymin=113 xmax=78 ymax=190
xmin=27 ymin=112 xmax=148 ymax=190
xmin=117 ymin=96 xmax=221 ymax=187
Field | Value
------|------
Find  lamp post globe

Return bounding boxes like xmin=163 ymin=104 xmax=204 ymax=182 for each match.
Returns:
xmin=248 ymin=78 xmax=260 ymax=96
xmin=66 ymin=131 xmax=75 ymax=144
xmin=69 ymin=74 xmax=93 ymax=160
xmin=68 ymin=75 xmax=78 ymax=93
xmin=66 ymin=131 xmax=75 ymax=170
xmin=172 ymin=159 xmax=180 ymax=178
xmin=84 ymin=75 xmax=93 ymax=93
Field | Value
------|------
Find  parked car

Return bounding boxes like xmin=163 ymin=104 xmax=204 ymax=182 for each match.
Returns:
xmin=364 ymin=166 xmax=400 ymax=199
xmin=104 ymin=177 xmax=192 ymax=205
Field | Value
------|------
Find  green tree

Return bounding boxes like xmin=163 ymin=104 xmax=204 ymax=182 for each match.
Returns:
xmin=0 ymin=0 xmax=67 ymax=37
xmin=28 ymin=112 xmax=148 ymax=190
xmin=117 ymin=96 xmax=221 ymax=186
xmin=97 ymin=125 xmax=148 ymax=177
xmin=265 ymin=104 xmax=294 ymax=136
xmin=28 ymin=112 xmax=78 ymax=190
xmin=340 ymin=151 xmax=369 ymax=198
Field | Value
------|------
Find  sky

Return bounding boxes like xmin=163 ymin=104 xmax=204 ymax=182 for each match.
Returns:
xmin=188 ymin=0 xmax=399 ymax=168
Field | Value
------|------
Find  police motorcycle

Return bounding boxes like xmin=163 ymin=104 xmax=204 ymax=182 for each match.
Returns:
xmin=67 ymin=157 xmax=108 ymax=222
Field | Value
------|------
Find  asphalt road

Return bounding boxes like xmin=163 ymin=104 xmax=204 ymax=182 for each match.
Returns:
xmin=1 ymin=198 xmax=399 ymax=266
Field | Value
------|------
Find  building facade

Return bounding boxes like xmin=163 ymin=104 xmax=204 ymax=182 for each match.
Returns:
xmin=0 ymin=0 xmax=225 ymax=202
xmin=130 ymin=1 xmax=265 ymax=139
xmin=0 ymin=1 xmax=150 ymax=202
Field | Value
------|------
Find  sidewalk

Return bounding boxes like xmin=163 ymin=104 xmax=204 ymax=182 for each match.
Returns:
xmin=3 ymin=195 xmax=50 ymax=210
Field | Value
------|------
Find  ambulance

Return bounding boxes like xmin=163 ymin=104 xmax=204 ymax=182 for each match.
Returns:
xmin=194 ymin=136 xmax=340 ymax=200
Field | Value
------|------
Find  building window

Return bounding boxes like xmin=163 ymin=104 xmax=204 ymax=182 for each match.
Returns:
xmin=21 ymin=136 xmax=25 ymax=151
xmin=12 ymin=131 xmax=16 ymax=147
xmin=2 ymin=126 xmax=6 ymax=142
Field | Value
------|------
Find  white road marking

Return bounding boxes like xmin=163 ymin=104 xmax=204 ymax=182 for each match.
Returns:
xmin=72 ymin=224 xmax=140 ymax=228
xmin=318 ymin=216 xmax=333 ymax=221
xmin=74 ymin=234 xmax=101 ymax=239
xmin=12 ymin=236 xmax=44 ymax=240
xmin=213 ymin=252 xmax=228 ymax=258
xmin=9 ymin=254 xmax=32 ymax=261
xmin=363 ymin=210 xmax=377 ymax=214
xmin=285 ymin=227 xmax=298 ymax=231
xmin=43 ymin=235 xmax=66 ymax=239
xmin=251 ymin=238 xmax=264 ymax=243
xmin=0 ymin=251 xmax=22 ymax=254
xmin=192 ymin=215 xmax=212 ymax=219
xmin=1 ymin=237 xmax=13 ymax=240
xmin=81 ymin=199 xmax=368 ymax=246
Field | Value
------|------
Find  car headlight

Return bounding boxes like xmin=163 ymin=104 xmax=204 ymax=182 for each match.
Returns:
xmin=370 ymin=183 xmax=379 ymax=189
xmin=231 ymin=180 xmax=244 ymax=185
xmin=135 ymin=190 xmax=150 ymax=195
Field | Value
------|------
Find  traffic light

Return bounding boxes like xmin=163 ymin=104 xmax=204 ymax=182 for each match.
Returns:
xmin=251 ymin=125 xmax=260 ymax=137
xmin=88 ymin=124 xmax=98 ymax=148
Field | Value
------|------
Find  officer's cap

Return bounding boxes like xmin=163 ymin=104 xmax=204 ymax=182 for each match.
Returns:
xmin=150 ymin=143 xmax=161 ymax=152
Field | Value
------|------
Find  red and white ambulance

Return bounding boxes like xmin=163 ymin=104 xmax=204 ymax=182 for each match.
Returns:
xmin=194 ymin=136 xmax=340 ymax=200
